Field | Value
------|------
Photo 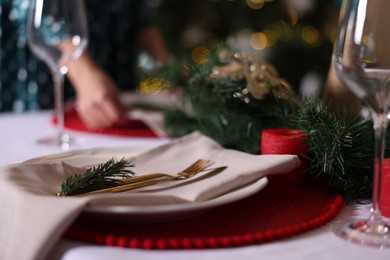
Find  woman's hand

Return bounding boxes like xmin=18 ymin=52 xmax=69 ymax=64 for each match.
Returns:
xmin=64 ymin=52 xmax=128 ymax=129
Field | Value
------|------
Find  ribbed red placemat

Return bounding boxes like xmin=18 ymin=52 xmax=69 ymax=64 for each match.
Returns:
xmin=64 ymin=183 xmax=343 ymax=249
xmin=53 ymin=107 xmax=158 ymax=138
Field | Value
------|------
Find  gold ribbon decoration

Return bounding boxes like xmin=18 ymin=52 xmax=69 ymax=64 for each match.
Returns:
xmin=209 ymin=50 xmax=300 ymax=106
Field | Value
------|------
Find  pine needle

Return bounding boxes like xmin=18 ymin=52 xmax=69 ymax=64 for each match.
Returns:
xmin=57 ymin=157 xmax=135 ymax=196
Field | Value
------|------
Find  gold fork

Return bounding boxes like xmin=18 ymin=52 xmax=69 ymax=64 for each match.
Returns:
xmin=77 ymin=159 xmax=211 ymax=196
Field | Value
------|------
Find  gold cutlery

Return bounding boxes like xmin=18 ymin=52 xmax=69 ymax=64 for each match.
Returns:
xmin=76 ymin=159 xmax=211 ymax=196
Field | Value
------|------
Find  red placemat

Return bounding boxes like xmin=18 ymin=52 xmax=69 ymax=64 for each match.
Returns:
xmin=64 ymin=183 xmax=343 ymax=249
xmin=54 ymin=107 xmax=159 ymax=138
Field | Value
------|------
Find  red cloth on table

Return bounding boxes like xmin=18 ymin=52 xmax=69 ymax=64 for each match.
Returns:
xmin=53 ymin=107 xmax=158 ymax=138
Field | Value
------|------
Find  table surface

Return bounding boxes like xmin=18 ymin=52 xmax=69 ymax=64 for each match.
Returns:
xmin=1 ymin=111 xmax=389 ymax=260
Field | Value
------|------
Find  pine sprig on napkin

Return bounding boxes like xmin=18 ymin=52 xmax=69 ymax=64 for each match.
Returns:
xmin=57 ymin=158 xmax=135 ymax=196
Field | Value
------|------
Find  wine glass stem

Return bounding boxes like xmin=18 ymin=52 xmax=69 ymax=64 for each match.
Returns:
xmin=52 ymin=69 xmax=68 ymax=146
xmin=371 ymin=112 xmax=388 ymax=223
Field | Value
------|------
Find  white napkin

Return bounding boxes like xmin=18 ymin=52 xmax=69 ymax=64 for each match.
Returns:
xmin=0 ymin=132 xmax=300 ymax=260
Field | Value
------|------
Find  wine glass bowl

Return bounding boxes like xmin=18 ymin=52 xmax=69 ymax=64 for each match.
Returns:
xmin=27 ymin=0 xmax=88 ymax=150
xmin=332 ymin=0 xmax=390 ymax=248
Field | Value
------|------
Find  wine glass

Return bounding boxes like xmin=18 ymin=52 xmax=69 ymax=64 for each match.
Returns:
xmin=27 ymin=0 xmax=88 ymax=150
xmin=332 ymin=0 xmax=390 ymax=248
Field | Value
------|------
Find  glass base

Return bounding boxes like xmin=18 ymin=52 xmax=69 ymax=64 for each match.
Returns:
xmin=37 ymin=133 xmax=85 ymax=150
xmin=332 ymin=219 xmax=390 ymax=248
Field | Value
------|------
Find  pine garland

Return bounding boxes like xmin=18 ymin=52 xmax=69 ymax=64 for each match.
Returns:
xmin=291 ymin=100 xmax=374 ymax=201
xmin=147 ymin=44 xmax=384 ymax=201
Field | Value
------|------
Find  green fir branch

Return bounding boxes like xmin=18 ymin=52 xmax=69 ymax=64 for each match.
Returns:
xmin=291 ymin=100 xmax=374 ymax=201
xmin=58 ymin=158 xmax=135 ymax=196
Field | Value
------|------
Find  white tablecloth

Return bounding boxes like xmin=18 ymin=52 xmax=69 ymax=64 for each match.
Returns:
xmin=1 ymin=111 xmax=389 ymax=260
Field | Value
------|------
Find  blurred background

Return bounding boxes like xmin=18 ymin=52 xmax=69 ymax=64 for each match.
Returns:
xmin=141 ymin=0 xmax=341 ymax=97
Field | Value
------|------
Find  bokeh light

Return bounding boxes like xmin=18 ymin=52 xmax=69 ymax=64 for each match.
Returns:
xmin=246 ymin=0 xmax=264 ymax=10
xmin=289 ymin=8 xmax=299 ymax=26
xmin=246 ymin=0 xmax=273 ymax=10
xmin=138 ymin=77 xmax=169 ymax=94
xmin=262 ymin=29 xmax=277 ymax=47
xmin=191 ymin=45 xmax=210 ymax=64
xmin=301 ymin=25 xmax=321 ymax=46
xmin=250 ymin=32 xmax=268 ymax=50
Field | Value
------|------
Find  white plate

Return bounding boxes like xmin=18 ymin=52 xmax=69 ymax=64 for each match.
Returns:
xmin=27 ymin=146 xmax=268 ymax=221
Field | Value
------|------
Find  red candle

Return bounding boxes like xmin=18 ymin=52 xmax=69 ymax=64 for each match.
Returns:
xmin=381 ymin=158 xmax=390 ymax=217
xmin=261 ymin=129 xmax=309 ymax=185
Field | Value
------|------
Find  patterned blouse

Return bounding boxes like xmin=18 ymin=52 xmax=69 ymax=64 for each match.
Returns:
xmin=0 ymin=0 xmax=152 ymax=112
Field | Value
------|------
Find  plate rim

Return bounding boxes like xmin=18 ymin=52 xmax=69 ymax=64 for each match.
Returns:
xmin=84 ymin=177 xmax=268 ymax=216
